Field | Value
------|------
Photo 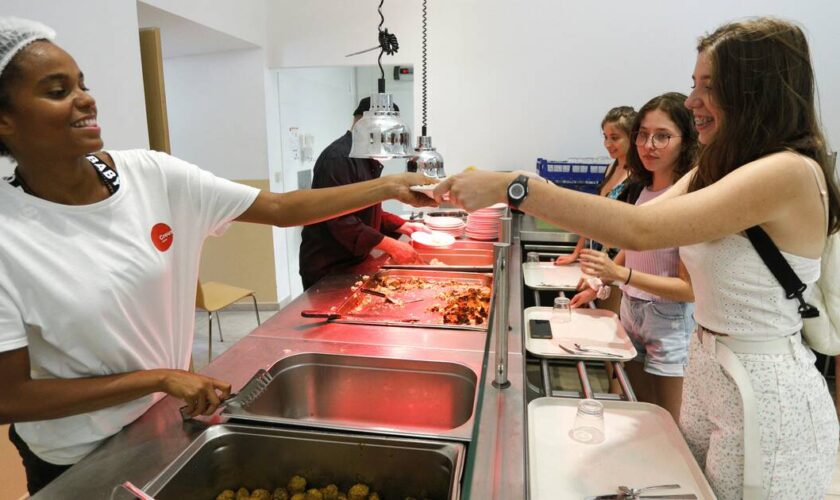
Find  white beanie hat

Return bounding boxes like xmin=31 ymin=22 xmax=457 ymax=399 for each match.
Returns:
xmin=0 ymin=17 xmax=56 ymax=79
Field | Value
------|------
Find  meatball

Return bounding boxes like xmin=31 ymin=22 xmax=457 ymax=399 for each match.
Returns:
xmin=216 ymin=490 xmax=236 ymax=500
xmin=287 ymin=475 xmax=307 ymax=494
xmin=236 ymin=487 xmax=251 ymax=500
xmin=368 ymin=493 xmax=381 ymax=500
xmin=290 ymin=494 xmax=306 ymax=500
xmin=336 ymin=494 xmax=348 ymax=500
xmin=273 ymin=487 xmax=290 ymax=500
xmin=347 ymin=483 xmax=369 ymax=500
xmin=320 ymin=484 xmax=340 ymax=500
xmin=251 ymin=489 xmax=272 ymax=500
xmin=304 ymin=488 xmax=324 ymax=500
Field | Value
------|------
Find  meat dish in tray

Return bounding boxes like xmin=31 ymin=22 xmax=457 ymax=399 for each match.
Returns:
xmin=303 ymin=269 xmax=493 ymax=332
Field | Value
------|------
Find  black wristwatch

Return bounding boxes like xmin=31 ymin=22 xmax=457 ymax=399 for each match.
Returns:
xmin=507 ymin=174 xmax=530 ymax=208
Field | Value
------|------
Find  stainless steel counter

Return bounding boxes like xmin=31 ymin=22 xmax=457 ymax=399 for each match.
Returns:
xmin=36 ymin=231 xmax=529 ymax=500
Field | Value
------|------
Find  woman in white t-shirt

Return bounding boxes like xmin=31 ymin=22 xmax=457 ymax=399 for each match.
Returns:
xmin=0 ymin=18 xmax=434 ymax=494
xmin=435 ymin=17 xmax=840 ymax=499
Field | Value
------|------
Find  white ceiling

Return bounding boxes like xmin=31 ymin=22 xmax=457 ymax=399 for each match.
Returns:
xmin=136 ymin=2 xmax=257 ymax=59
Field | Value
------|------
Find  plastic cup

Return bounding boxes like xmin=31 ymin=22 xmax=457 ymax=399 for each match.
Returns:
xmin=569 ymin=399 xmax=605 ymax=444
xmin=553 ymin=295 xmax=572 ymax=323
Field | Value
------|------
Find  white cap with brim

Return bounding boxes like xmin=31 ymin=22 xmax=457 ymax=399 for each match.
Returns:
xmin=0 ymin=17 xmax=56 ymax=79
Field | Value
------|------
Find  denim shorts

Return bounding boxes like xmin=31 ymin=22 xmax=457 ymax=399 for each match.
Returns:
xmin=620 ymin=296 xmax=695 ymax=377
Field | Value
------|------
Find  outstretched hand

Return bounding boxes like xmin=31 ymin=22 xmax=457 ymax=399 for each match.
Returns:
xmin=433 ymin=169 xmax=513 ymax=211
xmin=554 ymin=253 xmax=578 ymax=266
xmin=570 ymin=288 xmax=597 ymax=308
xmin=391 ymin=172 xmax=439 ymax=208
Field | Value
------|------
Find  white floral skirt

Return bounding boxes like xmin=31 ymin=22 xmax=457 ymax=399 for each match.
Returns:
xmin=679 ymin=332 xmax=838 ymax=500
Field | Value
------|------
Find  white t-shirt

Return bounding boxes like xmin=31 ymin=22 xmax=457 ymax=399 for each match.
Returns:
xmin=0 ymin=149 xmax=259 ymax=464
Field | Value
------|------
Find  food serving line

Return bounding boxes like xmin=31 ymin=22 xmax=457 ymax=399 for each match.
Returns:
xmin=37 ymin=214 xmax=712 ymax=499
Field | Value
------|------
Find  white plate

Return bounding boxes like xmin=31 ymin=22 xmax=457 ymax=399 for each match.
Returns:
xmin=411 ymin=230 xmax=456 ymax=248
xmin=424 ymin=215 xmax=464 ymax=228
xmin=409 ymin=184 xmax=446 ymax=199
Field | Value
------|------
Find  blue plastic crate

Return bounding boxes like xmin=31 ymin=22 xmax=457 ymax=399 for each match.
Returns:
xmin=536 ymin=158 xmax=610 ymax=194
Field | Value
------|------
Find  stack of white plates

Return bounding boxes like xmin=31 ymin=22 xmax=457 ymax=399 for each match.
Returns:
xmin=465 ymin=203 xmax=507 ymax=241
xmin=423 ymin=215 xmax=466 ymax=238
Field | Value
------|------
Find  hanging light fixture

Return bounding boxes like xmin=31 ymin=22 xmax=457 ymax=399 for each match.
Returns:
xmin=407 ymin=0 xmax=445 ymax=178
xmin=347 ymin=0 xmax=411 ymax=159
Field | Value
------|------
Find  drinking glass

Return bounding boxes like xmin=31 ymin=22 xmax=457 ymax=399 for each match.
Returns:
xmin=526 ymin=252 xmax=540 ymax=263
xmin=553 ymin=295 xmax=572 ymax=323
xmin=569 ymin=399 xmax=605 ymax=444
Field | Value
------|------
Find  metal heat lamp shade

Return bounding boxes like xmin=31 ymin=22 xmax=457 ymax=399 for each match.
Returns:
xmin=349 ymin=92 xmax=412 ymax=159
xmin=407 ymin=135 xmax=445 ymax=179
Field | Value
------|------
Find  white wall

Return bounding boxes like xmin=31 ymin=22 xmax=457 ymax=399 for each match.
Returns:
xmin=266 ymin=0 xmax=840 ymax=173
xmin=139 ymin=0 xmax=266 ymax=49
xmin=0 ymin=0 xmax=149 ymax=174
xmin=163 ymin=48 xmax=268 ymax=179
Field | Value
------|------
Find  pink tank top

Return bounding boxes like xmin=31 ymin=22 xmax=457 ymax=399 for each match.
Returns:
xmin=622 ymin=185 xmax=681 ymax=302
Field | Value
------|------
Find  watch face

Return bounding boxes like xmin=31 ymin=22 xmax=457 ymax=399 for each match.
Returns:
xmin=509 ymin=183 xmax=526 ymax=199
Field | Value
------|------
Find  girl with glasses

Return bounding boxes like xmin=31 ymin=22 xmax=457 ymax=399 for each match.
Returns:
xmin=570 ymin=93 xmax=698 ymax=423
xmin=435 ymin=17 xmax=840 ymax=499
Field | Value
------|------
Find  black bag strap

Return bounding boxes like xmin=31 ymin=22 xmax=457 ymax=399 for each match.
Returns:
xmin=745 ymin=226 xmax=820 ymax=318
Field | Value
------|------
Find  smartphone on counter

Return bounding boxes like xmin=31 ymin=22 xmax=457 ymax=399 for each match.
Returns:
xmin=529 ymin=319 xmax=553 ymax=339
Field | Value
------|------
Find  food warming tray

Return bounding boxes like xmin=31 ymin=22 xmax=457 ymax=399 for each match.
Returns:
xmin=143 ymin=424 xmax=465 ymax=500
xmin=220 ymin=352 xmax=478 ymax=441
xmin=301 ymin=268 xmax=493 ymax=332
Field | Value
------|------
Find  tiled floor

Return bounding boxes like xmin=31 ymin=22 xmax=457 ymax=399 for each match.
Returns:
xmin=199 ymin=315 xmax=840 ymax=498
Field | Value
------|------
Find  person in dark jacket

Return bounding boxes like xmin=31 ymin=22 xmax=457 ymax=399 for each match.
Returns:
xmin=299 ymin=98 xmax=428 ymax=289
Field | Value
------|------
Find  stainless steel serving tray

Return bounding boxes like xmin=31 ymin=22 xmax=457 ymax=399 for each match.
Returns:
xmin=222 ymin=352 xmax=478 ymax=441
xmin=144 ymin=424 xmax=465 ymax=500
xmin=303 ymin=268 xmax=493 ymax=332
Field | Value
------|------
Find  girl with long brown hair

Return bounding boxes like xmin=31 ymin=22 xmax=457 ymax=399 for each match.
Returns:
xmin=436 ymin=17 xmax=840 ymax=499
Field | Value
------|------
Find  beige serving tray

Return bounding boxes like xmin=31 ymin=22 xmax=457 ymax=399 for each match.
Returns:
xmin=528 ymin=398 xmax=716 ymax=500
xmin=524 ymin=306 xmax=636 ymax=361
xmin=522 ymin=261 xmax=584 ymax=291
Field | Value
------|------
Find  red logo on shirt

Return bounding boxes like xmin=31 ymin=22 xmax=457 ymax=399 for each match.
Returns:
xmin=151 ymin=223 xmax=174 ymax=252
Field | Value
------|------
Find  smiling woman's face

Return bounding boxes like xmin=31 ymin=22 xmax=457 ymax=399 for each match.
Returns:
xmin=685 ymin=51 xmax=722 ymax=145
xmin=602 ymin=121 xmax=630 ymax=161
xmin=0 ymin=41 xmax=102 ymax=159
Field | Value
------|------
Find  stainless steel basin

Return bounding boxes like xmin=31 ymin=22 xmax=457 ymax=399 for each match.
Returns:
xmin=144 ymin=424 xmax=464 ymax=500
xmin=224 ymin=353 xmax=478 ymax=440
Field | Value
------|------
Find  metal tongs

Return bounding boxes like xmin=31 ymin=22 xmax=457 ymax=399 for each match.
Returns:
xmin=179 ymin=392 xmax=238 ymax=421
xmin=179 ymin=369 xmax=274 ymax=420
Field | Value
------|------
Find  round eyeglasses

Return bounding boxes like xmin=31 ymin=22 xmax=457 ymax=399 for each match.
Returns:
xmin=634 ymin=131 xmax=681 ymax=149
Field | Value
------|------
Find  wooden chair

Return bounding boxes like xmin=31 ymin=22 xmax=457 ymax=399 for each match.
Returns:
xmin=196 ymin=281 xmax=261 ymax=361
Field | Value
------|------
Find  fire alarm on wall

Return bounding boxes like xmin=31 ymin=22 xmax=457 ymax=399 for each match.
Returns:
xmin=393 ymin=65 xmax=414 ymax=81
